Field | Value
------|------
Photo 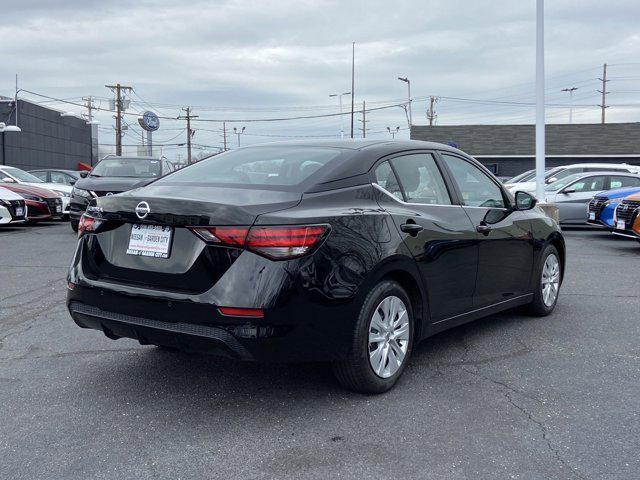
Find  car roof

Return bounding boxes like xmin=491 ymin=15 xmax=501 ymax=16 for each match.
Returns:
xmin=559 ymin=163 xmax=636 ymax=169
xmin=256 ymin=140 xmax=473 ymax=192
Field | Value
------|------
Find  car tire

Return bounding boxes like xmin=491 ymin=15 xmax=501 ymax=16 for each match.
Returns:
xmin=70 ymin=219 xmax=79 ymax=233
xmin=525 ymin=244 xmax=562 ymax=316
xmin=332 ymin=280 xmax=414 ymax=394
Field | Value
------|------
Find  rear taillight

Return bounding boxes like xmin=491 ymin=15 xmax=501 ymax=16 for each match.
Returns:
xmin=190 ymin=226 xmax=249 ymax=245
xmin=78 ymin=214 xmax=103 ymax=237
xmin=246 ymin=225 xmax=329 ymax=259
xmin=189 ymin=224 xmax=329 ymax=260
xmin=218 ymin=307 xmax=264 ymax=318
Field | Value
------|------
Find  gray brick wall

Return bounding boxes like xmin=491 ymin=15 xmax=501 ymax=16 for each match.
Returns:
xmin=0 ymin=99 xmax=92 ymax=171
xmin=411 ymin=123 xmax=640 ymax=156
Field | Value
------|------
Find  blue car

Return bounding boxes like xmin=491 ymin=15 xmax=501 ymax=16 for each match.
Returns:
xmin=587 ymin=186 xmax=640 ymax=228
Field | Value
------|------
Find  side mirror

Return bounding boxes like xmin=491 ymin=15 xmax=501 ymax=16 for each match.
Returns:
xmin=515 ymin=191 xmax=537 ymax=211
xmin=562 ymin=189 xmax=576 ymax=194
xmin=79 ymin=171 xmax=89 ymax=178
xmin=545 ymin=177 xmax=557 ymax=184
xmin=1 ymin=177 xmax=15 ymax=183
xmin=69 ymin=179 xmax=77 ymax=185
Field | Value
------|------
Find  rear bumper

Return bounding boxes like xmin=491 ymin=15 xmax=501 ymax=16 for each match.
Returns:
xmin=66 ymin=235 xmax=362 ymax=362
xmin=69 ymin=301 xmax=255 ymax=359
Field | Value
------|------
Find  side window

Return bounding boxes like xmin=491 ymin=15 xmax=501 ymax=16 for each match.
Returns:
xmin=390 ymin=154 xmax=451 ymax=205
xmin=568 ymin=176 xmax=606 ymax=192
xmin=610 ymin=176 xmax=640 ymax=189
xmin=30 ymin=171 xmax=48 ymax=181
xmin=50 ymin=172 xmax=70 ymax=184
xmin=441 ymin=154 xmax=505 ymax=208
xmin=374 ymin=161 xmax=403 ymax=200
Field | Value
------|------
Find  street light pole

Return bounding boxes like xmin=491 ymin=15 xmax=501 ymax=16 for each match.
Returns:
xmin=386 ymin=126 xmax=400 ymax=139
xmin=329 ymin=92 xmax=351 ymax=139
xmin=233 ymin=126 xmax=246 ymax=147
xmin=0 ymin=122 xmax=22 ymax=166
xmin=561 ymin=87 xmax=578 ymax=124
xmin=535 ymin=0 xmax=546 ymax=202
xmin=398 ymin=77 xmax=412 ymax=132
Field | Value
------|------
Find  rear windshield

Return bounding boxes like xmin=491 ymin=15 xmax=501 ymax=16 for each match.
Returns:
xmin=157 ymin=146 xmax=342 ymax=188
xmin=91 ymin=158 xmax=162 ymax=178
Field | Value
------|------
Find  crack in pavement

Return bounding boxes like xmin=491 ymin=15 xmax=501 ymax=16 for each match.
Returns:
xmin=459 ymin=365 xmax=588 ymax=480
xmin=502 ymin=391 xmax=590 ymax=480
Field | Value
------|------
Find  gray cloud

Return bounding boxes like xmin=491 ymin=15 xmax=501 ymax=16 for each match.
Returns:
xmin=1 ymin=0 xmax=639 ymax=156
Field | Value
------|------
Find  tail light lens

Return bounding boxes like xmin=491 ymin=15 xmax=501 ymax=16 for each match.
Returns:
xmin=78 ymin=214 xmax=103 ymax=237
xmin=190 ymin=224 xmax=329 ymax=260
xmin=246 ymin=225 xmax=329 ymax=259
xmin=218 ymin=307 xmax=264 ymax=318
xmin=191 ymin=226 xmax=249 ymax=245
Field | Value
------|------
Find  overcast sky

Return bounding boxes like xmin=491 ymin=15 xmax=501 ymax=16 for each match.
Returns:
xmin=2 ymin=0 xmax=639 ymax=158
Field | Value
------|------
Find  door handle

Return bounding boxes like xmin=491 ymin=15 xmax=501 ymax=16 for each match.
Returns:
xmin=400 ymin=223 xmax=423 ymax=236
xmin=476 ymin=224 xmax=492 ymax=236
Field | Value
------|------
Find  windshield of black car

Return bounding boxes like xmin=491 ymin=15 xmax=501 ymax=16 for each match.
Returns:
xmin=156 ymin=146 xmax=343 ymax=188
xmin=91 ymin=159 xmax=162 ymax=178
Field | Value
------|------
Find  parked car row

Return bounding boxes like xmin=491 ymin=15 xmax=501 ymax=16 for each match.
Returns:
xmin=504 ymin=162 xmax=640 ymax=245
xmin=505 ymin=163 xmax=640 ymax=225
xmin=587 ymin=188 xmax=640 ymax=243
xmin=0 ymin=157 xmax=174 ymax=227
xmin=0 ymin=166 xmax=72 ymax=224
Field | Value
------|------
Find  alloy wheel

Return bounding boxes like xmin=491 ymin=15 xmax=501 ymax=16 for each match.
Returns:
xmin=541 ymin=253 xmax=560 ymax=307
xmin=368 ymin=295 xmax=410 ymax=378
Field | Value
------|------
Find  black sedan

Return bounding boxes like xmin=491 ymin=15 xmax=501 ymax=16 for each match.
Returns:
xmin=69 ymin=156 xmax=175 ymax=232
xmin=67 ymin=140 xmax=565 ymax=393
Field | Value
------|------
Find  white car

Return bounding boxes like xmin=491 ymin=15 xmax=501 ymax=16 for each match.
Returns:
xmin=506 ymin=163 xmax=640 ymax=196
xmin=0 ymin=165 xmax=71 ymax=215
xmin=0 ymin=186 xmax=27 ymax=225
xmin=544 ymin=171 xmax=640 ymax=224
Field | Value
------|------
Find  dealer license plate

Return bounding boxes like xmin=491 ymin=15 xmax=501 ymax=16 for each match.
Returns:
xmin=588 ymin=212 xmax=595 ymax=221
xmin=56 ymin=205 xmax=62 ymax=213
xmin=616 ymin=219 xmax=626 ymax=230
xmin=126 ymin=224 xmax=173 ymax=258
xmin=15 ymin=207 xmax=24 ymax=217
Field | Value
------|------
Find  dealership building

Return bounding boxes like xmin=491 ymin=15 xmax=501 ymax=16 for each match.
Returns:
xmin=411 ymin=123 xmax=640 ymax=177
xmin=0 ymin=98 xmax=96 ymax=171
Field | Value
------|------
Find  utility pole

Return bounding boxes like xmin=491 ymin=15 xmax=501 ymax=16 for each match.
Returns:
xmin=561 ymin=87 xmax=578 ymax=124
xmin=358 ymin=101 xmax=369 ymax=138
xmin=350 ymin=42 xmax=355 ymax=139
xmin=82 ymin=96 xmax=96 ymax=122
xmin=222 ymin=121 xmax=228 ymax=151
xmin=597 ymin=63 xmax=609 ymax=124
xmin=386 ymin=126 xmax=400 ymax=139
xmin=233 ymin=126 xmax=246 ymax=147
xmin=105 ymin=83 xmax=132 ymax=156
xmin=427 ymin=96 xmax=438 ymax=126
xmin=178 ymin=107 xmax=199 ymax=164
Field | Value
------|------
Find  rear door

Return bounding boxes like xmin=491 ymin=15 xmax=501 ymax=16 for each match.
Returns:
xmin=556 ymin=174 xmax=607 ymax=223
xmin=438 ymin=152 xmax=534 ymax=309
xmin=373 ymin=152 xmax=478 ymax=322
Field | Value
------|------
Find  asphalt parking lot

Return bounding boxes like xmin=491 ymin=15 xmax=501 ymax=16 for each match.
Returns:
xmin=1 ymin=222 xmax=638 ymax=480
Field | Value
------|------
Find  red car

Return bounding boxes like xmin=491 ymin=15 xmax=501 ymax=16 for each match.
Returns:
xmin=0 ymin=183 xmax=64 ymax=222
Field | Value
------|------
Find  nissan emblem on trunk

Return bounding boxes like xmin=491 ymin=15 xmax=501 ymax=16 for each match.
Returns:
xmin=135 ymin=201 xmax=150 ymax=219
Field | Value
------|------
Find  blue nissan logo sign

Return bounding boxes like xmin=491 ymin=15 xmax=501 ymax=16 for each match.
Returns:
xmin=138 ymin=111 xmax=160 ymax=132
